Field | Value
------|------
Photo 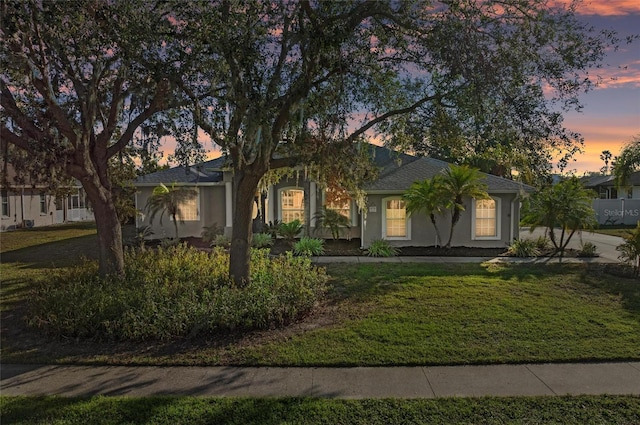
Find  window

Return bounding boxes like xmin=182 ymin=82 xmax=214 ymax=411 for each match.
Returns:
xmin=1 ymin=191 xmax=8 ymax=217
xmin=68 ymin=189 xmax=86 ymax=209
xmin=325 ymin=186 xmax=351 ymax=220
xmin=473 ymin=198 xmax=500 ymax=239
xmin=280 ymin=188 xmax=305 ymax=223
xmin=39 ymin=194 xmax=47 ymax=214
xmin=383 ymin=197 xmax=410 ymax=239
xmin=177 ymin=190 xmax=199 ymax=221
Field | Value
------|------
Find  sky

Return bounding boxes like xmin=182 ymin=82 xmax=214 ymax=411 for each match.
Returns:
xmin=162 ymin=1 xmax=640 ymax=175
xmin=556 ymin=1 xmax=640 ymax=174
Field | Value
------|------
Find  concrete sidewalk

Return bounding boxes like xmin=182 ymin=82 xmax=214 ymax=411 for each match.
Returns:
xmin=313 ymin=256 xmax=619 ymax=264
xmin=2 ymin=362 xmax=639 ymax=398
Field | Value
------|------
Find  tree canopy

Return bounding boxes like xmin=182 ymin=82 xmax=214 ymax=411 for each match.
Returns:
xmin=1 ymin=0 xmax=625 ymax=282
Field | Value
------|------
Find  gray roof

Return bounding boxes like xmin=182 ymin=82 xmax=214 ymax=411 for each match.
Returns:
xmin=365 ymin=157 xmax=533 ymax=193
xmin=135 ymin=156 xmax=227 ymax=185
xmin=580 ymin=174 xmax=615 ymax=188
xmin=134 ymin=145 xmax=531 ymax=193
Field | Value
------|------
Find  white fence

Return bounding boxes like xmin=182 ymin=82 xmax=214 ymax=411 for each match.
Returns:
xmin=592 ymin=199 xmax=640 ymax=226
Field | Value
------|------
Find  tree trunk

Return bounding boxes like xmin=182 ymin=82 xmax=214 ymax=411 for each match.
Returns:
xmin=430 ymin=214 xmax=443 ymax=248
xmin=229 ymin=168 xmax=262 ymax=286
xmin=91 ymin=192 xmax=125 ymax=277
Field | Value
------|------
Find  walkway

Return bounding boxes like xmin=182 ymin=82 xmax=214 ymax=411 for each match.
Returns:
xmin=2 ymin=362 xmax=639 ymax=398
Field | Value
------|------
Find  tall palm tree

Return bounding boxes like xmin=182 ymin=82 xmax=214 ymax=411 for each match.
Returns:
xmin=145 ymin=183 xmax=198 ymax=240
xmin=441 ymin=165 xmax=489 ymax=248
xmin=402 ymin=175 xmax=447 ymax=247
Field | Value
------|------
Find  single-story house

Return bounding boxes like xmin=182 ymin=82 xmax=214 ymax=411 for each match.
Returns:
xmin=580 ymin=173 xmax=640 ymax=226
xmin=580 ymin=172 xmax=640 ymax=200
xmin=134 ymin=145 xmax=532 ymax=248
xmin=1 ymin=164 xmax=94 ymax=231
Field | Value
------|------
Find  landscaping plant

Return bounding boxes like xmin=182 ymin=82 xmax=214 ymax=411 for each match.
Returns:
xmin=278 ymin=219 xmax=303 ymax=244
xmin=506 ymin=238 xmax=540 ymax=257
xmin=366 ymin=239 xmax=398 ymax=257
xmin=28 ymin=246 xmax=328 ymax=340
xmin=293 ymin=237 xmax=325 ymax=256
xmin=617 ymin=222 xmax=640 ymax=276
xmin=251 ymin=232 xmax=274 ymax=248
xmin=314 ymin=208 xmax=351 ymax=240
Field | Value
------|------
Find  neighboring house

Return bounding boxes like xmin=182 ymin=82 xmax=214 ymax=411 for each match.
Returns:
xmin=0 ymin=164 xmax=94 ymax=231
xmin=581 ymin=173 xmax=640 ymax=226
xmin=134 ymin=145 xmax=532 ymax=248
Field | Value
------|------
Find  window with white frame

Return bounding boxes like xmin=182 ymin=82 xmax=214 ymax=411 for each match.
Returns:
xmin=68 ymin=189 xmax=86 ymax=209
xmin=39 ymin=194 xmax=47 ymax=214
xmin=473 ymin=198 xmax=500 ymax=239
xmin=1 ymin=191 xmax=9 ymax=217
xmin=383 ymin=197 xmax=410 ymax=239
xmin=177 ymin=189 xmax=199 ymax=221
xmin=280 ymin=188 xmax=305 ymax=223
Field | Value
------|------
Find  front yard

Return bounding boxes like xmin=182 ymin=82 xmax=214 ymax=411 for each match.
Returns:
xmin=1 ymin=224 xmax=638 ymax=367
xmin=2 ymin=224 xmax=640 ymax=424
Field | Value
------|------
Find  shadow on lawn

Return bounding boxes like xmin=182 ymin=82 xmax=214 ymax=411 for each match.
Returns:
xmin=1 ymin=234 xmax=100 ymax=269
xmin=581 ymin=266 xmax=640 ymax=319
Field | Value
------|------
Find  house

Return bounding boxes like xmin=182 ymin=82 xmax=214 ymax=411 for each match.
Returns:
xmin=580 ymin=173 xmax=640 ymax=226
xmin=134 ymin=146 xmax=531 ymax=248
xmin=0 ymin=164 xmax=94 ymax=232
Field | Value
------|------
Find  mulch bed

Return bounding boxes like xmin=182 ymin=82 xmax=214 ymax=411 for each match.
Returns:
xmin=182 ymin=237 xmax=507 ymax=257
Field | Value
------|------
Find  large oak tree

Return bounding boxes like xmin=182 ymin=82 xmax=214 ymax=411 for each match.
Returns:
xmin=1 ymin=0 xmax=185 ymax=276
xmin=173 ymin=0 xmax=619 ymax=283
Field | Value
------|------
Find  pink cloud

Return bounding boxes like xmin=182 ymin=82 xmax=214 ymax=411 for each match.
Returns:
xmin=551 ymin=0 xmax=640 ymax=16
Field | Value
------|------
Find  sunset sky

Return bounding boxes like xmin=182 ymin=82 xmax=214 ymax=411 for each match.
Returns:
xmin=164 ymin=1 xmax=639 ymax=176
xmin=558 ymin=0 xmax=640 ymax=174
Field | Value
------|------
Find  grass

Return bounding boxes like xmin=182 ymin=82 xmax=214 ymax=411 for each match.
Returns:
xmin=231 ymin=262 xmax=640 ymax=366
xmin=591 ymin=225 xmax=636 ymax=238
xmin=2 ymin=225 xmax=640 ymax=423
xmin=2 ymin=395 xmax=640 ymax=424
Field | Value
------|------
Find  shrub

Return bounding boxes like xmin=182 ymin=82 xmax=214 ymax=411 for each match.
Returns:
xmin=160 ymin=237 xmax=180 ymax=248
xmin=29 ymin=245 xmax=328 ymax=341
xmin=507 ymin=239 xmax=540 ymax=257
xmin=617 ymin=222 xmax=640 ymax=276
xmin=211 ymin=234 xmax=231 ymax=248
xmin=201 ymin=223 xmax=223 ymax=244
xmin=278 ymin=219 xmax=303 ymax=243
xmin=264 ymin=219 xmax=281 ymax=238
xmin=534 ymin=235 xmax=551 ymax=251
xmin=578 ymin=241 xmax=598 ymax=257
xmin=314 ymin=208 xmax=351 ymax=240
xmin=293 ymin=237 xmax=325 ymax=256
xmin=251 ymin=232 xmax=273 ymax=248
xmin=366 ymin=239 xmax=398 ymax=257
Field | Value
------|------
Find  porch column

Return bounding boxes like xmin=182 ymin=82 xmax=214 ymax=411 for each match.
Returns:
xmin=309 ymin=181 xmax=317 ymax=227
xmin=267 ymin=185 xmax=275 ymax=224
xmin=225 ymin=181 xmax=233 ymax=228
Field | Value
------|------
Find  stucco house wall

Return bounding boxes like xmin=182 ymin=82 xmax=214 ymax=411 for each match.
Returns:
xmin=134 ymin=146 xmax=532 ymax=247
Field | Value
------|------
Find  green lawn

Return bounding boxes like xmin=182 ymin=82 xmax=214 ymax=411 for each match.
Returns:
xmin=226 ymin=262 xmax=640 ymax=366
xmin=2 ymin=225 xmax=640 ymax=423
xmin=1 ymin=225 xmax=639 ymax=366
xmin=2 ymin=396 xmax=639 ymax=425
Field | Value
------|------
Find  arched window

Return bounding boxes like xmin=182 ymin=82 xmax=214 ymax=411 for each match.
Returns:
xmin=473 ymin=198 xmax=500 ymax=239
xmin=280 ymin=188 xmax=305 ymax=223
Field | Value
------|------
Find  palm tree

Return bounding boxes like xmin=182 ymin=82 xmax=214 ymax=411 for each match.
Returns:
xmin=613 ymin=135 xmax=640 ymax=189
xmin=402 ymin=176 xmax=447 ymax=247
xmin=145 ymin=183 xmax=198 ymax=240
xmin=441 ymin=165 xmax=489 ymax=248
xmin=521 ymin=177 xmax=597 ymax=260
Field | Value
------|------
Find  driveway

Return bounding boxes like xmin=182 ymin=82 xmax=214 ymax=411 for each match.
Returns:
xmin=519 ymin=227 xmax=624 ymax=262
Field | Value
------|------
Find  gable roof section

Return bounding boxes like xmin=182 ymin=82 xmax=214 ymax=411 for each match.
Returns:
xmin=365 ymin=157 xmax=532 ymax=193
xmin=135 ymin=156 xmax=227 ymax=185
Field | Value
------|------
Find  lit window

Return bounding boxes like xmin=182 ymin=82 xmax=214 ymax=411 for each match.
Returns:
xmin=384 ymin=198 xmax=409 ymax=238
xmin=281 ymin=189 xmax=305 ymax=223
xmin=1 ymin=191 xmax=9 ymax=217
xmin=474 ymin=198 xmax=499 ymax=239
xmin=178 ymin=190 xmax=199 ymax=221
xmin=325 ymin=186 xmax=351 ymax=220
